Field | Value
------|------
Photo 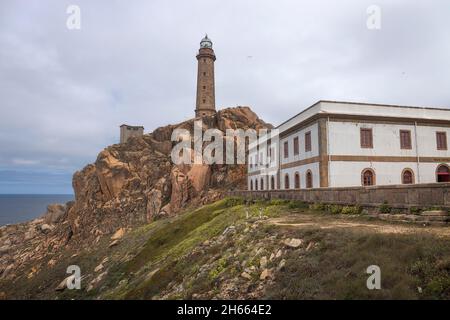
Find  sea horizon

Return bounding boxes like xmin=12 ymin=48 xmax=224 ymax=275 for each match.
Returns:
xmin=0 ymin=194 xmax=74 ymax=226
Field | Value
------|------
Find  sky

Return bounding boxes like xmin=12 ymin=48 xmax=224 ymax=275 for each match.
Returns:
xmin=0 ymin=0 xmax=449 ymax=194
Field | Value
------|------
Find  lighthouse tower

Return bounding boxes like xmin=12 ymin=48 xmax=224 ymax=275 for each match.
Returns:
xmin=195 ymin=35 xmax=216 ymax=117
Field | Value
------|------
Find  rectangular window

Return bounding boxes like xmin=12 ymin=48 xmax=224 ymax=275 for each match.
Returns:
xmin=360 ymin=128 xmax=373 ymax=148
xmin=284 ymin=141 xmax=289 ymax=158
xmin=437 ymin=132 xmax=448 ymax=150
xmin=293 ymin=137 xmax=299 ymax=155
xmin=255 ymin=154 xmax=258 ymax=167
xmin=260 ymin=152 xmax=263 ymax=165
xmin=305 ymin=132 xmax=311 ymax=152
xmin=400 ymin=130 xmax=412 ymax=149
xmin=250 ymin=156 xmax=253 ymax=168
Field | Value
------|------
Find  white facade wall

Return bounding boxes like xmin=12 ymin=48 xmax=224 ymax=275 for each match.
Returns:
xmin=278 ymin=122 xmax=320 ymax=189
xmin=247 ymin=139 xmax=279 ymax=190
xmin=416 ymin=126 xmax=450 ymax=157
xmin=328 ymin=121 xmax=450 ymax=158
xmin=328 ymin=122 xmax=418 ymax=157
xmin=330 ymin=162 xmax=449 ymax=187
xmin=330 ymin=162 xmax=418 ymax=187
xmin=280 ymin=123 xmax=319 ymax=165
xmin=281 ymin=162 xmax=320 ymax=189
xmin=328 ymin=121 xmax=450 ymax=187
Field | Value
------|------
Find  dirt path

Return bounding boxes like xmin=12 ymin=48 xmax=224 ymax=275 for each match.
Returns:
xmin=268 ymin=214 xmax=450 ymax=238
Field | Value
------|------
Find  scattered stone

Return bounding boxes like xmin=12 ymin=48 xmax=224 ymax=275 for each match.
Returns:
xmin=94 ymin=263 xmax=104 ymax=273
xmin=269 ymin=253 xmax=275 ymax=261
xmin=260 ymin=256 xmax=268 ymax=269
xmin=222 ymin=226 xmax=236 ymax=236
xmin=202 ymin=240 xmax=211 ymax=246
xmin=42 ymin=204 xmax=66 ymax=224
xmin=101 ymin=257 xmax=109 ymax=264
xmin=40 ymin=224 xmax=54 ymax=233
xmin=275 ymin=249 xmax=283 ymax=258
xmin=306 ymin=242 xmax=315 ymax=252
xmin=87 ymin=271 xmax=108 ymax=292
xmin=241 ymin=272 xmax=252 ymax=280
xmin=109 ymin=239 xmax=120 ymax=247
xmin=278 ymin=259 xmax=286 ymax=271
xmin=27 ymin=266 xmax=38 ymax=279
xmin=283 ymin=238 xmax=303 ymax=248
xmin=118 ymin=279 xmax=128 ymax=286
xmin=56 ymin=275 xmax=76 ymax=291
xmin=259 ymin=268 xmax=272 ymax=280
xmin=47 ymin=259 xmax=56 ymax=267
xmin=417 ymin=287 xmax=423 ymax=294
xmin=24 ymin=227 xmax=37 ymax=241
xmin=111 ymin=228 xmax=125 ymax=240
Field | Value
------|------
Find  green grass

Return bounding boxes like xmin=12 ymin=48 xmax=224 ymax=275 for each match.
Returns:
xmin=125 ymin=199 xmax=231 ymax=273
xmin=265 ymin=226 xmax=450 ymax=299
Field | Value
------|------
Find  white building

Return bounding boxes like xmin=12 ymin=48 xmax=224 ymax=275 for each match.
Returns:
xmin=248 ymin=101 xmax=450 ymax=190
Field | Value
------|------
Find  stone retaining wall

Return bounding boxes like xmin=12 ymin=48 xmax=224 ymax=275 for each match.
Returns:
xmin=228 ymin=183 xmax=450 ymax=210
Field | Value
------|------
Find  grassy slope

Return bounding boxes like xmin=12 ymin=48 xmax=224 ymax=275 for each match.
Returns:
xmin=3 ymin=198 xmax=450 ymax=299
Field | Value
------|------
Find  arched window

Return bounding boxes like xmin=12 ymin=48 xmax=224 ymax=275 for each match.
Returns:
xmin=284 ymin=174 xmax=290 ymax=189
xmin=402 ymin=169 xmax=414 ymax=184
xmin=260 ymin=178 xmax=264 ymax=191
xmin=250 ymin=180 xmax=253 ymax=191
xmin=294 ymin=172 xmax=300 ymax=189
xmin=362 ymin=168 xmax=375 ymax=186
xmin=255 ymin=179 xmax=258 ymax=191
xmin=306 ymin=170 xmax=313 ymax=188
xmin=436 ymin=164 xmax=450 ymax=183
xmin=271 ymin=176 xmax=275 ymax=190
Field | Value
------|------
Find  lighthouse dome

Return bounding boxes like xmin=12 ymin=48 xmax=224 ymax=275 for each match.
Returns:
xmin=200 ymin=34 xmax=213 ymax=49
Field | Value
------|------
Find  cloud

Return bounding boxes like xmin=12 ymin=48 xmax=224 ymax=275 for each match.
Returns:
xmin=0 ymin=0 xmax=449 ymax=193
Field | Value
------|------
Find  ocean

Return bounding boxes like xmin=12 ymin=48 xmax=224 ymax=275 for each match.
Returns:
xmin=0 ymin=194 xmax=74 ymax=226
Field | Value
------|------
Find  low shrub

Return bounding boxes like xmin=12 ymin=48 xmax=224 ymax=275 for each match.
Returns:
xmin=409 ymin=207 xmax=422 ymax=215
xmin=288 ymin=200 xmax=309 ymax=209
xmin=224 ymin=197 xmax=245 ymax=207
xmin=341 ymin=205 xmax=362 ymax=215
xmin=326 ymin=204 xmax=343 ymax=214
xmin=268 ymin=199 xmax=290 ymax=206
xmin=379 ymin=201 xmax=392 ymax=214
xmin=310 ymin=203 xmax=326 ymax=211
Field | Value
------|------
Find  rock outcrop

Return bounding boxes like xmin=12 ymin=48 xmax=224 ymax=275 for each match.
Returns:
xmin=65 ymin=106 xmax=270 ymax=243
xmin=0 ymin=106 xmax=271 ymax=281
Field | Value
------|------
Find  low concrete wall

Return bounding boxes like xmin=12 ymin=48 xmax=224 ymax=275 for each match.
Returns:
xmin=228 ymin=183 xmax=450 ymax=209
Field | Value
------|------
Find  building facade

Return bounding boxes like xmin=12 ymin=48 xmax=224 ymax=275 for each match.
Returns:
xmin=248 ymin=101 xmax=450 ymax=190
xmin=120 ymin=124 xmax=144 ymax=144
xmin=195 ymin=35 xmax=216 ymax=118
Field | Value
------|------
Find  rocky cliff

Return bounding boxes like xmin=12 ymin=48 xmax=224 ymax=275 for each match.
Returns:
xmin=0 ymin=106 xmax=271 ymax=286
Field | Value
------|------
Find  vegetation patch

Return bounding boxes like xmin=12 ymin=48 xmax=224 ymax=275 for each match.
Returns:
xmin=379 ymin=201 xmax=392 ymax=214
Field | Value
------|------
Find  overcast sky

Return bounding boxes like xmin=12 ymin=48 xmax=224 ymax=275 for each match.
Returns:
xmin=0 ymin=0 xmax=449 ymax=193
